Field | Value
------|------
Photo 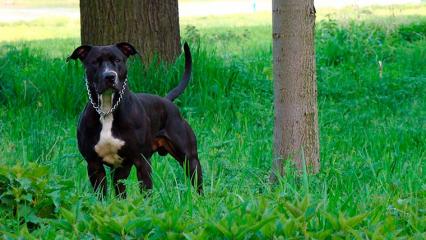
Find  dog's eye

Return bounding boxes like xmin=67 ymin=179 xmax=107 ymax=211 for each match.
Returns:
xmin=115 ymin=58 xmax=121 ymax=63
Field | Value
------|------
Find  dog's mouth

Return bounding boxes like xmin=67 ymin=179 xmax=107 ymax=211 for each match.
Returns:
xmin=99 ymin=90 xmax=115 ymax=113
xmin=98 ymin=86 xmax=119 ymax=95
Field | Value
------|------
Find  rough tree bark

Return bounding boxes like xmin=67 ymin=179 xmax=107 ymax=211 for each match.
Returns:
xmin=80 ymin=0 xmax=181 ymax=63
xmin=270 ymin=0 xmax=320 ymax=182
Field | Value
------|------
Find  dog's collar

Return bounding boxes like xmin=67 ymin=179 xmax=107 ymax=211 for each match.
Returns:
xmin=84 ymin=77 xmax=128 ymax=118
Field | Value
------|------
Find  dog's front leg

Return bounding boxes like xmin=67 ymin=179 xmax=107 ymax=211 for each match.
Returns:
xmin=87 ymin=161 xmax=107 ymax=199
xmin=111 ymin=164 xmax=132 ymax=198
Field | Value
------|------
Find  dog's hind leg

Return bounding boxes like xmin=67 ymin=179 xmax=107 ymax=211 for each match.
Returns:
xmin=134 ymin=155 xmax=153 ymax=193
xmin=87 ymin=161 xmax=107 ymax=199
xmin=165 ymin=120 xmax=203 ymax=194
xmin=182 ymin=153 xmax=203 ymax=194
xmin=111 ymin=164 xmax=132 ymax=198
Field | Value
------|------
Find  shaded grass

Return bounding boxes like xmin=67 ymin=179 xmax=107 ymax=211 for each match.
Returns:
xmin=0 ymin=7 xmax=426 ymax=239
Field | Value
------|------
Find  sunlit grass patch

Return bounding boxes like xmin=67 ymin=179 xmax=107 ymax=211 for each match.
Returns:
xmin=1 ymin=3 xmax=426 ymax=43
xmin=0 ymin=17 xmax=79 ymax=42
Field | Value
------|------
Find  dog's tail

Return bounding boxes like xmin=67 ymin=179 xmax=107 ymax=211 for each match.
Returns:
xmin=166 ymin=42 xmax=192 ymax=102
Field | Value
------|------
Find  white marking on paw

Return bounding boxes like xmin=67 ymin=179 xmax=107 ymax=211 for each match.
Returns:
xmin=94 ymin=91 xmax=125 ymax=167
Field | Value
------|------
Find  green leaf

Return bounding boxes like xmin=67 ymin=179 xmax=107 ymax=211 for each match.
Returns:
xmin=19 ymin=225 xmax=37 ymax=240
xmin=284 ymin=202 xmax=303 ymax=218
xmin=60 ymin=207 xmax=75 ymax=224
xmin=108 ymin=219 xmax=123 ymax=234
xmin=300 ymin=196 xmax=309 ymax=212
xmin=209 ymin=220 xmax=232 ymax=238
xmin=305 ymin=205 xmax=316 ymax=221
xmin=321 ymin=211 xmax=339 ymax=229
xmin=338 ymin=212 xmax=348 ymax=230
xmin=51 ymin=219 xmax=73 ymax=232
xmin=346 ymin=212 xmax=369 ymax=228
xmin=283 ymin=219 xmax=296 ymax=236
xmin=308 ymin=229 xmax=332 ymax=240
xmin=125 ymin=217 xmax=151 ymax=233
xmin=235 ymin=216 xmax=276 ymax=239
xmin=347 ymin=228 xmax=363 ymax=240
xmin=48 ymin=190 xmax=62 ymax=210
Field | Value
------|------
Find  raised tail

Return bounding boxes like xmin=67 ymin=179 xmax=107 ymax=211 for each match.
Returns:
xmin=166 ymin=42 xmax=192 ymax=102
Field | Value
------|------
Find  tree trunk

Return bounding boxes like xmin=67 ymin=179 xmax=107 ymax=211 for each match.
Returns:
xmin=270 ymin=0 xmax=320 ymax=182
xmin=80 ymin=0 xmax=181 ymax=63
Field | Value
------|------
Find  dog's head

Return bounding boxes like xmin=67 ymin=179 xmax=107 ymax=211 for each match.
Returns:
xmin=67 ymin=42 xmax=138 ymax=95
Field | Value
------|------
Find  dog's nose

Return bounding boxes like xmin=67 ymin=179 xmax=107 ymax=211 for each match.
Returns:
xmin=103 ymin=72 xmax=116 ymax=85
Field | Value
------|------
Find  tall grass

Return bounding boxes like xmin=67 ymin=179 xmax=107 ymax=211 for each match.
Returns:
xmin=0 ymin=12 xmax=425 ymax=238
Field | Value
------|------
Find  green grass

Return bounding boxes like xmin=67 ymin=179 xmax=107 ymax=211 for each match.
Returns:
xmin=1 ymin=4 xmax=426 ymax=239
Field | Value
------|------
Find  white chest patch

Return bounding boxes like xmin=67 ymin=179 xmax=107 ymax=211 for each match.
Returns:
xmin=94 ymin=92 xmax=125 ymax=167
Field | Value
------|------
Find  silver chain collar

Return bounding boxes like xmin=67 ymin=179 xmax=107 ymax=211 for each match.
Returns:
xmin=85 ymin=77 xmax=128 ymax=118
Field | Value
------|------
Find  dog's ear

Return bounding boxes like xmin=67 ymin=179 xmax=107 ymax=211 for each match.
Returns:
xmin=67 ymin=45 xmax=92 ymax=62
xmin=116 ymin=42 xmax=138 ymax=57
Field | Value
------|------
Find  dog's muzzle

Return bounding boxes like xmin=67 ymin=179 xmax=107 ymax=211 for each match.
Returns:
xmin=98 ymin=71 xmax=119 ymax=94
xmin=85 ymin=76 xmax=128 ymax=117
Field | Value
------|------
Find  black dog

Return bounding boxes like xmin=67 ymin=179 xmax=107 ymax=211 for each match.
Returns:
xmin=67 ymin=42 xmax=202 ymax=198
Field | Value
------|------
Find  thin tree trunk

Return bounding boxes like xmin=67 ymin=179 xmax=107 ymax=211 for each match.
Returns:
xmin=80 ymin=0 xmax=180 ymax=63
xmin=270 ymin=0 xmax=320 ymax=182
